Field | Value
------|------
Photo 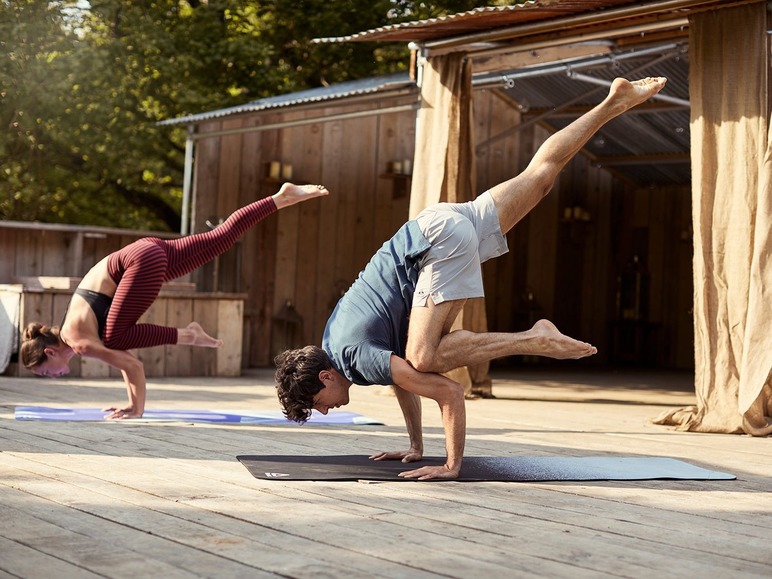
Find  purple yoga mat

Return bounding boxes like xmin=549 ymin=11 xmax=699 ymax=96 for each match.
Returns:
xmin=14 ymin=406 xmax=382 ymax=425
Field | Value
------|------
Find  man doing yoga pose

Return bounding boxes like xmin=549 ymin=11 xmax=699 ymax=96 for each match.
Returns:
xmin=275 ymin=77 xmax=668 ymax=480
xmin=21 ymin=183 xmax=329 ymax=419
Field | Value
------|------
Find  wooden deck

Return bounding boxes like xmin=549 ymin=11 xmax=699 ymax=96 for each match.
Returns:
xmin=1 ymin=366 xmax=770 ymax=578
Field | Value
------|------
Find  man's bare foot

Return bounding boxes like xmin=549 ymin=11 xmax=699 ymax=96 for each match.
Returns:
xmin=272 ymin=183 xmax=330 ymax=209
xmin=606 ymin=77 xmax=667 ymax=114
xmin=529 ymin=319 xmax=597 ymax=359
xmin=179 ymin=322 xmax=223 ymax=348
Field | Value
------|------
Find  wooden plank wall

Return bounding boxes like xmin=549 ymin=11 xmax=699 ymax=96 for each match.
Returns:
xmin=0 ymin=226 xmax=180 ymax=282
xmin=191 ymin=99 xmax=413 ymax=369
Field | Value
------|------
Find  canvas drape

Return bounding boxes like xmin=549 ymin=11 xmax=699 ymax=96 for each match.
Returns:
xmin=655 ymin=3 xmax=772 ymax=435
xmin=409 ymin=52 xmax=475 ymax=215
xmin=409 ymin=52 xmax=492 ymax=396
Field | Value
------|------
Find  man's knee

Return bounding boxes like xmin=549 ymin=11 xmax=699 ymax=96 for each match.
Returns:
xmin=528 ymin=164 xmax=560 ymax=198
xmin=404 ymin=343 xmax=436 ymax=373
xmin=406 ymin=336 xmax=462 ymax=373
xmin=407 ymin=332 xmax=461 ymax=373
xmin=406 ymin=297 xmax=465 ymax=372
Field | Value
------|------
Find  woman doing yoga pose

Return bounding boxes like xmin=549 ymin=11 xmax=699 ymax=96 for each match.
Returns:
xmin=21 ymin=182 xmax=328 ymax=418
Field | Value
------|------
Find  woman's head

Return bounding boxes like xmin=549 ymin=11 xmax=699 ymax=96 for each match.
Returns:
xmin=20 ymin=323 xmax=70 ymax=377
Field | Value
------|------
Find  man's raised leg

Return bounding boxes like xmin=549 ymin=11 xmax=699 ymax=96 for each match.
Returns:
xmin=404 ymin=78 xmax=666 ymax=373
xmin=490 ymin=77 xmax=667 ymax=235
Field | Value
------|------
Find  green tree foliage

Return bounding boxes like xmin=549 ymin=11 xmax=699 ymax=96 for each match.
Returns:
xmin=1 ymin=0 xmax=504 ymax=231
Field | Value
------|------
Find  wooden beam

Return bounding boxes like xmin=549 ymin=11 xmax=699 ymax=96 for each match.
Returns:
xmin=594 ymin=153 xmax=691 ymax=166
xmin=472 ymin=42 xmax=612 ymax=75
xmin=525 ymin=102 xmax=689 ymax=119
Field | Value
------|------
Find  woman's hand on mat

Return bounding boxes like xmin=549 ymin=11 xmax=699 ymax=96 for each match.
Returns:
xmin=369 ymin=447 xmax=423 ymax=463
xmin=103 ymin=404 xmax=143 ymax=419
xmin=398 ymin=464 xmax=460 ymax=481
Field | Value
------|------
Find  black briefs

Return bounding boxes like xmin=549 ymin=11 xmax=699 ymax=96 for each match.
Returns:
xmin=73 ymin=288 xmax=113 ymax=340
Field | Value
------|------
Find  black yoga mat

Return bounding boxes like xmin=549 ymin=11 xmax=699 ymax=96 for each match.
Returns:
xmin=236 ymin=454 xmax=736 ymax=482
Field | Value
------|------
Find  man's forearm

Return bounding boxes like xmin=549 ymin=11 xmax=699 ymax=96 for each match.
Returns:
xmin=390 ymin=354 xmax=467 ymax=475
xmin=392 ymin=385 xmax=423 ymax=452
xmin=436 ymin=380 xmax=466 ymax=473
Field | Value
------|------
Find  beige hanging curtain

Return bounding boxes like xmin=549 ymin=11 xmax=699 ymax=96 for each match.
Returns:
xmin=409 ymin=52 xmax=491 ymax=396
xmin=655 ymin=2 xmax=772 ymax=435
xmin=409 ymin=52 xmax=475 ymax=215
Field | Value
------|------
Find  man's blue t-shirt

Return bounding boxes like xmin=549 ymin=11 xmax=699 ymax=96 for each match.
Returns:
xmin=322 ymin=220 xmax=431 ymax=385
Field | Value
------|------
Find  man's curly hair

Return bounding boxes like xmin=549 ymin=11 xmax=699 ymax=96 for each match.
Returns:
xmin=274 ymin=345 xmax=331 ymax=422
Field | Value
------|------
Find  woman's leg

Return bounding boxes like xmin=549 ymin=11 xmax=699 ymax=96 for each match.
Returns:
xmin=163 ymin=196 xmax=276 ymax=280
xmin=104 ymin=240 xmax=176 ymax=350
xmin=103 ymin=197 xmax=278 ymax=350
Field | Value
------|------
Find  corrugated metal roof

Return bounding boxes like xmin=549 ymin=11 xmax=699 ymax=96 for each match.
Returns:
xmin=158 ymin=73 xmax=416 ymax=127
xmin=314 ymin=0 xmax=742 ymax=46
xmin=312 ymin=0 xmax=650 ymax=44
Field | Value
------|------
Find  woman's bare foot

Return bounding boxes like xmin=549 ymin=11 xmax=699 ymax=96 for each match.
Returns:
xmin=606 ymin=77 xmax=667 ymax=114
xmin=529 ymin=319 xmax=597 ymax=359
xmin=178 ymin=322 xmax=223 ymax=348
xmin=272 ymin=183 xmax=330 ymax=209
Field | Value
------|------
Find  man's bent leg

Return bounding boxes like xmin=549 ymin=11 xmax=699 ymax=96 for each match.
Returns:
xmin=491 ymin=77 xmax=667 ymax=235
xmin=422 ymin=319 xmax=597 ymax=373
xmin=405 ymin=298 xmax=466 ymax=372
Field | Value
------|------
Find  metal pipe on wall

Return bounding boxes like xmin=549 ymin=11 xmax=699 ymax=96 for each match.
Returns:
xmin=180 ymin=126 xmax=195 ymax=235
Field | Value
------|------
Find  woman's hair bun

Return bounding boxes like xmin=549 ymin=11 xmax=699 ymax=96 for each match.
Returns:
xmin=23 ymin=322 xmax=53 ymax=340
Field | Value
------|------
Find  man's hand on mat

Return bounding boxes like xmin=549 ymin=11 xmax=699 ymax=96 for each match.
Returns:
xmin=398 ymin=464 xmax=460 ymax=481
xmin=369 ymin=447 xmax=423 ymax=463
xmin=103 ymin=404 xmax=143 ymax=419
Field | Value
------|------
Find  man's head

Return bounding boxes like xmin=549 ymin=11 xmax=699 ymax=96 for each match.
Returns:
xmin=274 ymin=345 xmax=351 ymax=422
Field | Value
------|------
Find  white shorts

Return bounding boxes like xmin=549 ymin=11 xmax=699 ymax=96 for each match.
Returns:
xmin=413 ymin=191 xmax=509 ymax=307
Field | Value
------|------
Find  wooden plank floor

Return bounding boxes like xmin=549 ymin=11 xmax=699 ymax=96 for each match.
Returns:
xmin=1 ymin=366 xmax=770 ymax=578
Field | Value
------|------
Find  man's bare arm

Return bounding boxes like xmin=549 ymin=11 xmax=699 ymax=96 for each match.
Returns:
xmin=370 ymin=380 xmax=424 ymax=462
xmin=388 ymin=355 xmax=466 ymax=480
